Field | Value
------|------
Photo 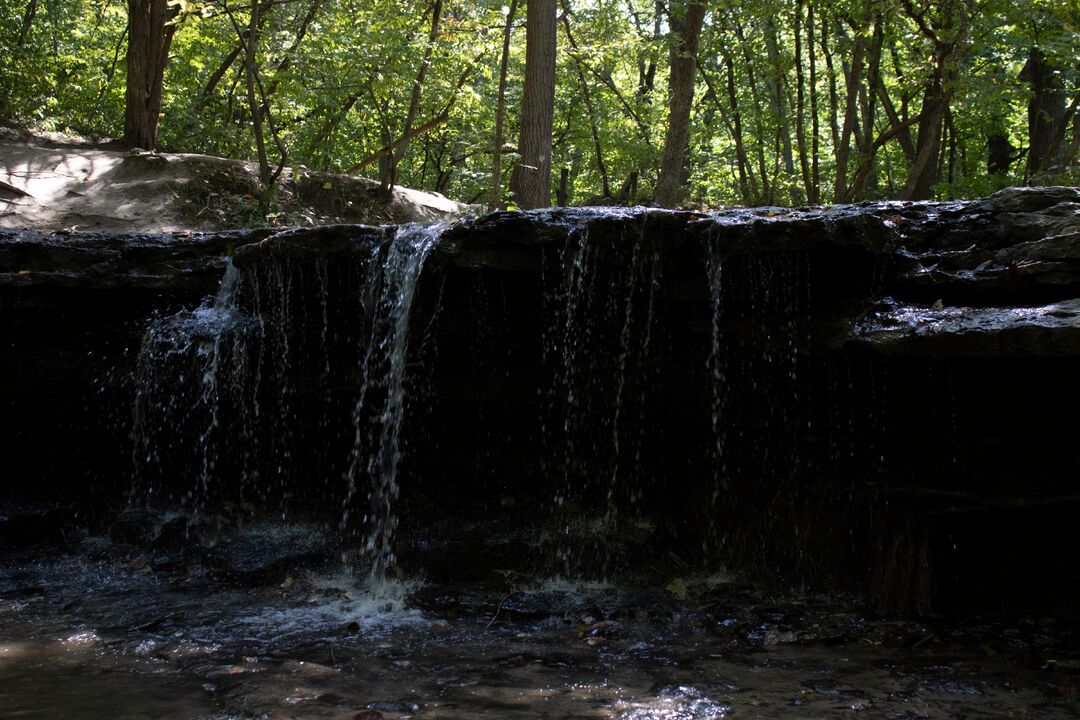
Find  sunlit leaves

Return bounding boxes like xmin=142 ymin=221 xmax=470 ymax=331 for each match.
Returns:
xmin=2 ymin=0 xmax=1077 ymax=201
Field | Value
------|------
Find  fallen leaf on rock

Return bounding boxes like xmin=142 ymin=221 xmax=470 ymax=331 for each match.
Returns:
xmin=665 ymin=578 xmax=689 ymax=601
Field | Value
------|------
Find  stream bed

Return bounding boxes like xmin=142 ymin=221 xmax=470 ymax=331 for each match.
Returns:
xmin=2 ymin=518 xmax=1077 ymax=720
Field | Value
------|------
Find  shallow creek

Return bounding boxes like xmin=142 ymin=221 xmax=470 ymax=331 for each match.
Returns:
xmin=1 ymin=523 xmax=1077 ymax=720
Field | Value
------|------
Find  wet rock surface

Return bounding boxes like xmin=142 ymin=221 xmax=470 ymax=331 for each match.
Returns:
xmin=2 ymin=532 xmax=1079 ymax=720
xmin=855 ymin=298 xmax=1080 ymax=356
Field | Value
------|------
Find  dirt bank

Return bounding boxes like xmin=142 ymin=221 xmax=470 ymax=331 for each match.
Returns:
xmin=0 ymin=128 xmax=464 ymax=232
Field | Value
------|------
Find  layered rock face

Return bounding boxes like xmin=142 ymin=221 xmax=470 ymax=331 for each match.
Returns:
xmin=2 ymin=187 xmax=1078 ymax=613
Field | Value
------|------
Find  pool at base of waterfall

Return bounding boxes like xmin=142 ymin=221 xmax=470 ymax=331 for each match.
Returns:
xmin=1 ymin=518 xmax=1077 ymax=720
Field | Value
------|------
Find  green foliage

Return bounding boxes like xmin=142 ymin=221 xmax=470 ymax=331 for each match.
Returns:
xmin=2 ymin=0 xmax=1077 ymax=205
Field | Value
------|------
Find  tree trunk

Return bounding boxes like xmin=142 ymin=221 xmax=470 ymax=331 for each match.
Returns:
xmin=635 ymin=1 xmax=662 ymax=103
xmin=510 ymin=0 xmax=557 ymax=209
xmin=17 ymin=0 xmax=38 ymax=48
xmin=834 ymin=19 xmax=866 ymax=203
xmin=807 ymin=0 xmax=820 ymax=203
xmin=561 ymin=11 xmax=610 ymax=197
xmin=765 ymin=18 xmax=797 ymax=204
xmin=1053 ymin=112 xmax=1080 ymax=183
xmin=855 ymin=19 xmax=884 ymax=200
xmin=876 ymin=76 xmax=916 ymax=162
xmin=731 ymin=17 xmax=771 ymax=203
xmin=383 ymin=0 xmax=443 ymax=192
xmin=899 ymin=81 xmax=948 ymax=200
xmin=124 ymin=0 xmax=178 ymax=149
xmin=699 ymin=55 xmax=756 ymax=204
xmin=654 ymin=0 xmax=706 ymax=207
xmin=896 ymin=0 xmax=971 ymax=200
xmin=1022 ymin=47 xmax=1067 ymax=182
xmin=794 ymin=0 xmax=814 ymax=204
xmin=986 ymin=126 xmax=1015 ymax=176
xmin=491 ymin=0 xmax=519 ymax=209
xmin=820 ymin=14 xmax=840 ymax=200
xmin=244 ymin=0 xmax=271 ymax=184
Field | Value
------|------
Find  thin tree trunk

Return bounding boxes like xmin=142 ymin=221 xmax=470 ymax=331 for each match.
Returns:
xmin=353 ymin=109 xmax=453 ymax=172
xmin=842 ymin=106 xmax=927 ymax=201
xmin=699 ymin=56 xmax=756 ymax=203
xmin=807 ymin=0 xmax=820 ymax=203
xmin=510 ymin=0 xmax=557 ymax=209
xmin=263 ymin=0 xmax=323 ymax=99
xmin=765 ymin=18 xmax=797 ymax=203
xmin=834 ymin=18 xmax=867 ymax=203
xmin=633 ymin=0 xmax=662 ymax=103
xmin=383 ymin=0 xmax=443 ymax=192
xmin=654 ymin=0 xmax=705 ymax=207
xmin=899 ymin=79 xmax=948 ymax=199
xmin=17 ymin=0 xmax=38 ymax=47
xmin=1044 ymin=93 xmax=1080 ymax=180
xmin=854 ymin=17 xmax=884 ymax=200
xmin=794 ymin=0 xmax=814 ymax=204
xmin=563 ymin=11 xmax=654 ymax=146
xmin=302 ymin=76 xmax=375 ymax=163
xmin=897 ymin=0 xmax=971 ymax=200
xmin=490 ymin=0 xmax=519 ymax=208
xmin=726 ymin=55 xmax=758 ymax=203
xmin=820 ymin=14 xmax=840 ymax=200
xmin=560 ymin=4 xmax=611 ymax=200
xmin=875 ymin=76 xmax=916 ymax=162
xmin=1052 ymin=113 xmax=1080 ymax=183
xmin=727 ymin=15 xmax=771 ymax=203
xmin=566 ymin=46 xmax=611 ymax=197
xmin=222 ymin=0 xmax=287 ymax=187
xmin=243 ymin=0 xmax=271 ymax=184
xmin=349 ymin=53 xmax=482 ymax=174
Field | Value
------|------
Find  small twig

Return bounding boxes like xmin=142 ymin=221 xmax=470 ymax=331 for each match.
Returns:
xmin=913 ymin=632 xmax=939 ymax=650
xmin=329 ymin=644 xmax=337 ymax=664
xmin=486 ymin=591 xmax=513 ymax=630
xmin=0 ymin=180 xmax=34 ymax=198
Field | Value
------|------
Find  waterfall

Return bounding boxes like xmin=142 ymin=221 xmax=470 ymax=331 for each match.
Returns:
xmin=544 ymin=210 xmax=662 ymax=577
xmin=129 ymin=223 xmax=442 ymax=578
xmin=699 ymin=215 xmax=816 ymax=567
xmin=341 ymin=223 xmax=442 ymax=579
xmin=130 ymin=259 xmax=252 ymax=513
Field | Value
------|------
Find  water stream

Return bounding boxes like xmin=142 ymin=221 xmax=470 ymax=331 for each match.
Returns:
xmin=341 ymin=223 xmax=442 ymax=579
xmin=2 ymin=529 xmax=1076 ymax=720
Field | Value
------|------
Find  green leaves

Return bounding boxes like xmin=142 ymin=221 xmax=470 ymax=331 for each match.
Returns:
xmin=3 ymin=0 xmax=1076 ymax=202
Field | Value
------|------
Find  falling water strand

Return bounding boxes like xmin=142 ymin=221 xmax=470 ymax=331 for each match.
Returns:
xmin=340 ymin=242 xmax=389 ymax=534
xmin=341 ymin=223 xmax=443 ymax=580
xmin=628 ymin=236 xmax=661 ymax=508
xmin=129 ymin=258 xmax=248 ymax=512
xmin=604 ymin=234 xmax=642 ymax=525
xmin=704 ymin=238 xmax=726 ymax=555
xmin=552 ymin=224 xmax=593 ymax=574
xmin=192 ymin=260 xmax=243 ymax=517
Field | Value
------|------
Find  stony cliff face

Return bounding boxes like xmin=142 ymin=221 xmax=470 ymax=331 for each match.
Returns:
xmin=2 ymin=186 xmax=1078 ymax=613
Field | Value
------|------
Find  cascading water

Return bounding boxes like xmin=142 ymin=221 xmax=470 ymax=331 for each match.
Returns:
xmin=129 ymin=223 xmax=441 ymax=578
xmin=341 ymin=223 xmax=442 ymax=579
xmin=543 ymin=210 xmax=663 ymax=577
xmin=130 ymin=259 xmax=253 ymax=514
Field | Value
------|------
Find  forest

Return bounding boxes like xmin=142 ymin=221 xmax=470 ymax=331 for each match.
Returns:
xmin=1 ymin=0 xmax=1078 ymax=210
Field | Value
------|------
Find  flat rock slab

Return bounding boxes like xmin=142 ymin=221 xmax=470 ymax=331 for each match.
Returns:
xmin=855 ymin=298 xmax=1080 ymax=356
